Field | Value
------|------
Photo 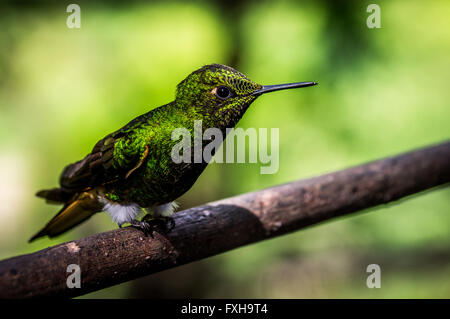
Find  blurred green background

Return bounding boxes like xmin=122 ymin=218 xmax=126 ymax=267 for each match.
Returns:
xmin=0 ymin=0 xmax=449 ymax=298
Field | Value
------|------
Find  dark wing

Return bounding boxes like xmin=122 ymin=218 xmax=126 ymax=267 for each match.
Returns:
xmin=58 ymin=111 xmax=153 ymax=192
xmin=59 ymin=131 xmax=126 ymax=191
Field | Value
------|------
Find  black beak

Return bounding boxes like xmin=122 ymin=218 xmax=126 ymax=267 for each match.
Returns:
xmin=252 ymin=81 xmax=317 ymax=96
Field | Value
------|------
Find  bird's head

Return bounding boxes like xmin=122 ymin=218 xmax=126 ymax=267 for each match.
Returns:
xmin=175 ymin=64 xmax=316 ymax=127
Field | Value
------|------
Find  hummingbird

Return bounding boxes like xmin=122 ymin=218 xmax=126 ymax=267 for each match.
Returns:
xmin=30 ymin=64 xmax=317 ymax=242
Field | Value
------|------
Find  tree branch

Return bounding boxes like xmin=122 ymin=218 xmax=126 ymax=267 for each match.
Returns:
xmin=0 ymin=141 xmax=449 ymax=298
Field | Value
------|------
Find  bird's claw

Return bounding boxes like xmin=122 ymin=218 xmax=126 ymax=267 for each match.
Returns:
xmin=141 ymin=215 xmax=176 ymax=233
xmin=130 ymin=219 xmax=154 ymax=237
xmin=166 ymin=217 xmax=176 ymax=232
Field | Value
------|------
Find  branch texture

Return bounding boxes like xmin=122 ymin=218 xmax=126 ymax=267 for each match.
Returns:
xmin=0 ymin=141 xmax=449 ymax=298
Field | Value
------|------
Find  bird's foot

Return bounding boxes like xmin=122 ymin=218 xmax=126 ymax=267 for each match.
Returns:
xmin=141 ymin=215 xmax=176 ymax=233
xmin=129 ymin=219 xmax=154 ymax=237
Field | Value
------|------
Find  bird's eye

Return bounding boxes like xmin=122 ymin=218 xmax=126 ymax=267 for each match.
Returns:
xmin=215 ymin=86 xmax=232 ymax=99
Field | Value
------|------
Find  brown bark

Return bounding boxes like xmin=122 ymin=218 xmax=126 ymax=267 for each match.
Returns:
xmin=0 ymin=141 xmax=449 ymax=298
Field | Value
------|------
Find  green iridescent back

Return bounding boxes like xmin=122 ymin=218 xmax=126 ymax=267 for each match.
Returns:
xmin=102 ymin=64 xmax=262 ymax=207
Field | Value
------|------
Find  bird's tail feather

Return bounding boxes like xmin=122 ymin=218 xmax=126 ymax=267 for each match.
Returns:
xmin=36 ymin=187 xmax=74 ymax=204
xmin=30 ymin=190 xmax=103 ymax=242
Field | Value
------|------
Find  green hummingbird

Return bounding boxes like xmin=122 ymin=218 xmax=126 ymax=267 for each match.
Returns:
xmin=30 ymin=64 xmax=316 ymax=242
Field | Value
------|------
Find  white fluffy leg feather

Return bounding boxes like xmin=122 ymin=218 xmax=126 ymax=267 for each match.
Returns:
xmin=99 ymin=197 xmax=142 ymax=226
xmin=152 ymin=201 xmax=179 ymax=217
